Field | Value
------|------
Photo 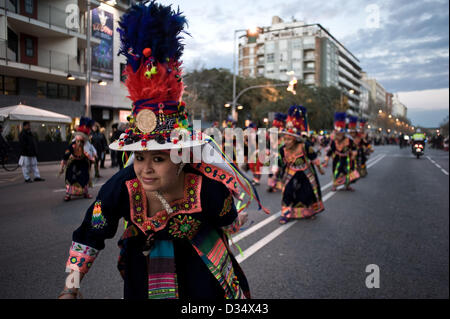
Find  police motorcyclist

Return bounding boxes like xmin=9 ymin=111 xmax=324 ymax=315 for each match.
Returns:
xmin=411 ymin=128 xmax=426 ymax=151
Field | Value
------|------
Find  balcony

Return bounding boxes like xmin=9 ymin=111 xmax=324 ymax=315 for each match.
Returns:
xmin=303 ymin=54 xmax=315 ymax=62
xmin=0 ymin=2 xmax=101 ymax=45
xmin=0 ymin=39 xmax=86 ymax=83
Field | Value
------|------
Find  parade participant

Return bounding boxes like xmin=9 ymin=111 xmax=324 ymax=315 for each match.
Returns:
xmin=18 ymin=121 xmax=45 ymax=183
xmin=58 ymin=1 xmax=266 ymax=300
xmin=245 ymin=122 xmax=262 ymax=185
xmin=347 ymin=116 xmax=361 ymax=183
xmin=267 ymin=112 xmax=286 ymax=192
xmin=59 ymin=118 xmax=95 ymax=201
xmin=323 ymin=112 xmax=358 ymax=191
xmin=278 ymin=105 xmax=324 ymax=224
xmin=355 ymin=118 xmax=370 ymax=177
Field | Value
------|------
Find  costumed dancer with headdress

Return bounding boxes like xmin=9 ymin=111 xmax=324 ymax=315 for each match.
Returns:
xmin=59 ymin=117 xmax=95 ymax=201
xmin=267 ymin=112 xmax=286 ymax=192
xmin=347 ymin=115 xmax=361 ymax=183
xmin=323 ymin=112 xmax=358 ymax=191
xmin=353 ymin=118 xmax=370 ymax=177
xmin=59 ymin=1 xmax=268 ymax=300
xmin=278 ymin=105 xmax=325 ymax=224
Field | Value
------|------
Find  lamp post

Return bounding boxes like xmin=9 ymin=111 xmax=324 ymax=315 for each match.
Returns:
xmin=85 ymin=0 xmax=92 ymax=117
xmin=232 ymin=27 xmax=259 ymax=123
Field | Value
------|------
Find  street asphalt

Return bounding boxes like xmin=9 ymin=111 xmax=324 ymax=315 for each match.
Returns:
xmin=0 ymin=145 xmax=448 ymax=299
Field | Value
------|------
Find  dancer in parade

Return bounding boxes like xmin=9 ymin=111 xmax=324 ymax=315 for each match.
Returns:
xmin=323 ymin=112 xmax=358 ymax=191
xmin=59 ymin=1 xmax=267 ymax=300
xmin=267 ymin=112 xmax=286 ymax=192
xmin=347 ymin=115 xmax=361 ymax=183
xmin=59 ymin=118 xmax=95 ymax=201
xmin=278 ymin=105 xmax=324 ymax=224
xmin=353 ymin=118 xmax=370 ymax=177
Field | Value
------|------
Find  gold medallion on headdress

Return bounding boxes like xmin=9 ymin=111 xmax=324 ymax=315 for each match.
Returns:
xmin=136 ymin=109 xmax=157 ymax=133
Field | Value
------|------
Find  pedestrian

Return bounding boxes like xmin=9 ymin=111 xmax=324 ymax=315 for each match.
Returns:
xmin=0 ymin=124 xmax=9 ymax=164
xmin=278 ymin=105 xmax=325 ymax=224
xmin=91 ymin=123 xmax=107 ymax=178
xmin=58 ymin=1 xmax=267 ymax=300
xmin=18 ymin=121 xmax=45 ymax=183
xmin=59 ymin=118 xmax=95 ymax=201
xmin=323 ymin=112 xmax=358 ymax=191
xmin=99 ymin=127 xmax=108 ymax=168
xmin=110 ymin=123 xmax=119 ymax=168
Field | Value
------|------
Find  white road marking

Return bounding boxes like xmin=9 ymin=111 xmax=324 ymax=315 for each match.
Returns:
xmin=235 ymin=153 xmax=387 ymax=263
xmin=426 ymin=156 xmax=449 ymax=176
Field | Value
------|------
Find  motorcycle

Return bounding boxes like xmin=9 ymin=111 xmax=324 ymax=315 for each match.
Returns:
xmin=412 ymin=142 xmax=424 ymax=159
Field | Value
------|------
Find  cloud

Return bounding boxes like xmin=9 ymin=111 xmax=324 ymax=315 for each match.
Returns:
xmin=344 ymin=0 xmax=449 ymax=92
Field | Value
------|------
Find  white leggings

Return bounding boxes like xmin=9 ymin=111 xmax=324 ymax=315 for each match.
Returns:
xmin=19 ymin=156 xmax=41 ymax=180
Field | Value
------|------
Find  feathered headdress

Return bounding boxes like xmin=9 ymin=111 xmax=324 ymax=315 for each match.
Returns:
xmin=283 ymin=105 xmax=308 ymax=137
xmin=272 ymin=112 xmax=287 ymax=130
xmin=334 ymin=112 xmax=347 ymax=132
xmin=75 ymin=117 xmax=94 ymax=140
xmin=347 ymin=115 xmax=358 ymax=132
xmin=358 ymin=118 xmax=367 ymax=131
xmin=110 ymin=0 xmax=204 ymax=151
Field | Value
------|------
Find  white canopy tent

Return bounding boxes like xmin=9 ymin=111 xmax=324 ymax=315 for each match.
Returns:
xmin=0 ymin=103 xmax=72 ymax=123
xmin=0 ymin=104 xmax=72 ymax=141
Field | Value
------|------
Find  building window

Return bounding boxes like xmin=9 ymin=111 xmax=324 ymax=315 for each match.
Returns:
xmin=47 ymin=83 xmax=58 ymax=99
xmin=69 ymin=86 xmax=80 ymax=101
xmin=24 ymin=0 xmax=34 ymax=14
xmin=58 ymin=84 xmax=69 ymax=99
xmin=24 ymin=37 xmax=34 ymax=57
xmin=37 ymin=81 xmax=47 ymax=98
xmin=0 ymin=76 xmax=17 ymax=95
xmin=266 ymin=53 xmax=275 ymax=63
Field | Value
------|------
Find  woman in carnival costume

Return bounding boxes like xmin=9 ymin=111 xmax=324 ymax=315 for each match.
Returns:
xmin=347 ymin=115 xmax=361 ymax=183
xmin=59 ymin=117 xmax=95 ymax=201
xmin=58 ymin=1 xmax=268 ymax=300
xmin=323 ymin=112 xmax=358 ymax=191
xmin=267 ymin=112 xmax=286 ymax=192
xmin=278 ymin=105 xmax=325 ymax=224
xmin=353 ymin=118 xmax=371 ymax=177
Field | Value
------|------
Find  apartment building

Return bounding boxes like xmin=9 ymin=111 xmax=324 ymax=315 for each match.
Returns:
xmin=0 ymin=0 xmax=133 ymax=141
xmin=361 ymin=72 xmax=388 ymax=111
xmin=392 ymin=94 xmax=407 ymax=118
xmin=239 ymin=16 xmax=362 ymax=114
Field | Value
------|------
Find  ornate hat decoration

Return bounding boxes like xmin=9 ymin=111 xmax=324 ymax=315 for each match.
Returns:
xmin=358 ymin=118 xmax=367 ymax=132
xmin=281 ymin=105 xmax=308 ymax=138
xmin=109 ymin=0 xmax=205 ymax=151
xmin=74 ymin=117 xmax=94 ymax=140
xmin=334 ymin=112 xmax=347 ymax=132
xmin=272 ymin=112 xmax=287 ymax=130
xmin=347 ymin=115 xmax=358 ymax=132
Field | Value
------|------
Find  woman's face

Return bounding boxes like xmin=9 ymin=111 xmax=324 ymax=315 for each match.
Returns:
xmin=134 ymin=151 xmax=180 ymax=193
xmin=75 ymin=136 xmax=85 ymax=147
xmin=335 ymin=132 xmax=345 ymax=140
xmin=283 ymin=135 xmax=297 ymax=149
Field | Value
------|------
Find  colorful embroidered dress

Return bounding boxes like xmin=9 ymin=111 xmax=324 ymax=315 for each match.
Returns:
xmin=62 ymin=143 xmax=91 ymax=197
xmin=65 ymin=164 xmax=250 ymax=299
xmin=353 ymin=133 xmax=370 ymax=178
xmin=279 ymin=140 xmax=324 ymax=220
xmin=326 ymin=136 xmax=359 ymax=187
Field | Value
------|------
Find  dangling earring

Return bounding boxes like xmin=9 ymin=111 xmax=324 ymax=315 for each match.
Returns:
xmin=177 ymin=163 xmax=185 ymax=176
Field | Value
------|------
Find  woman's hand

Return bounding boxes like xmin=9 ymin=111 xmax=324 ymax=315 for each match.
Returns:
xmin=238 ymin=212 xmax=248 ymax=227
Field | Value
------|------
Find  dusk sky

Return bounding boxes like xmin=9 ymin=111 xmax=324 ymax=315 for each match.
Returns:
xmin=157 ymin=0 xmax=449 ymax=127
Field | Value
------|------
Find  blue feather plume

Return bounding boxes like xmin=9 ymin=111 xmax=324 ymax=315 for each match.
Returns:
xmin=274 ymin=112 xmax=287 ymax=122
xmin=117 ymin=0 xmax=189 ymax=72
xmin=334 ymin=112 xmax=347 ymax=122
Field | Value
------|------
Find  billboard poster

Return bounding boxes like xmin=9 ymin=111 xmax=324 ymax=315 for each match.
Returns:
xmin=91 ymin=8 xmax=114 ymax=79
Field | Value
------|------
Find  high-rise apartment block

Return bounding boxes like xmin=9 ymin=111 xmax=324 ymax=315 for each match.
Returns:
xmin=239 ymin=16 xmax=364 ymax=115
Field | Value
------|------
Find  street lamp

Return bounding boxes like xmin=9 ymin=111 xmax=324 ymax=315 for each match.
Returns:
xmin=232 ymin=27 xmax=260 ymax=122
xmin=237 ymin=105 xmax=244 ymax=110
xmin=224 ymin=103 xmax=231 ymax=108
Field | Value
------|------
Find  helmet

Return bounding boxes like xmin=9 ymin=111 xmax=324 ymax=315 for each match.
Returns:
xmin=416 ymin=128 xmax=422 ymax=133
